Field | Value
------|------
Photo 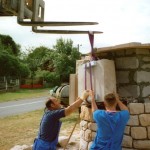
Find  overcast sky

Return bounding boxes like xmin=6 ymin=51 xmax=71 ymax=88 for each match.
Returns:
xmin=0 ymin=0 xmax=150 ymax=53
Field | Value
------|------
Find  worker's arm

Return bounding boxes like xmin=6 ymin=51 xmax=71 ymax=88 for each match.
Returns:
xmin=90 ymin=90 xmax=98 ymax=112
xmin=114 ymin=92 xmax=129 ymax=111
xmin=65 ymin=90 xmax=89 ymax=116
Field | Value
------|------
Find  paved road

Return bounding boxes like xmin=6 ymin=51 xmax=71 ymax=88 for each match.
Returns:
xmin=0 ymin=96 xmax=49 ymax=118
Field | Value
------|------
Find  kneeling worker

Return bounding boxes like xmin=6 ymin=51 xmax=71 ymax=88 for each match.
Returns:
xmin=33 ymin=90 xmax=89 ymax=150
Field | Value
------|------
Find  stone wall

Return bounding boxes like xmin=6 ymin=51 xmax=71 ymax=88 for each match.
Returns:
xmin=77 ymin=43 xmax=150 ymax=149
xmin=96 ymin=48 xmax=150 ymax=103
xmin=79 ymin=103 xmax=150 ymax=150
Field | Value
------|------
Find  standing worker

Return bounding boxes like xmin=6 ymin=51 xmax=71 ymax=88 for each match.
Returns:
xmin=32 ymin=90 xmax=89 ymax=150
xmin=89 ymin=90 xmax=130 ymax=150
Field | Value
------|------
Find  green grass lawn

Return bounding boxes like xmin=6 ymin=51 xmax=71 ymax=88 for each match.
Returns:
xmin=0 ymin=88 xmax=81 ymax=150
xmin=0 ymin=88 xmax=50 ymax=103
xmin=0 ymin=109 xmax=79 ymax=150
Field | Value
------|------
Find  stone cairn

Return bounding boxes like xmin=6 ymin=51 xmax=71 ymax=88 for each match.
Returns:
xmin=79 ymin=103 xmax=150 ymax=150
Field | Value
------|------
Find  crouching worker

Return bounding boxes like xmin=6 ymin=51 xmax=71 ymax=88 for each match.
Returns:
xmin=89 ymin=90 xmax=130 ymax=150
xmin=32 ymin=90 xmax=89 ymax=150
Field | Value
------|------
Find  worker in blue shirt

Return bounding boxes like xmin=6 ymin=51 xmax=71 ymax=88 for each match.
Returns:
xmin=32 ymin=90 xmax=89 ymax=150
xmin=89 ymin=90 xmax=130 ymax=150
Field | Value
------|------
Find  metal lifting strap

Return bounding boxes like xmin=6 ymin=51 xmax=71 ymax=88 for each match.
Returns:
xmin=84 ymin=32 xmax=95 ymax=91
xmin=84 ymin=63 xmax=87 ymax=90
xmin=89 ymin=62 xmax=93 ymax=90
xmin=84 ymin=62 xmax=93 ymax=91
xmin=88 ymin=31 xmax=95 ymax=60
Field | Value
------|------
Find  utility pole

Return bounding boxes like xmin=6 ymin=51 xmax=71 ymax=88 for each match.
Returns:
xmin=77 ymin=44 xmax=82 ymax=51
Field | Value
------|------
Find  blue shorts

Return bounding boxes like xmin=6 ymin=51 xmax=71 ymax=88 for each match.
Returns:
xmin=32 ymin=138 xmax=57 ymax=150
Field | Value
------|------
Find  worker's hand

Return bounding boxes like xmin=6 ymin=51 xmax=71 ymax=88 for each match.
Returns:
xmin=89 ymin=90 xmax=95 ymax=100
xmin=80 ymin=90 xmax=89 ymax=101
xmin=113 ymin=91 xmax=120 ymax=102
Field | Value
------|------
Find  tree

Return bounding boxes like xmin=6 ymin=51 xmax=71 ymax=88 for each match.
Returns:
xmin=25 ymin=46 xmax=54 ymax=87
xmin=24 ymin=38 xmax=81 ymax=86
xmin=0 ymin=39 xmax=29 ymax=78
xmin=0 ymin=34 xmax=21 ymax=56
xmin=52 ymin=38 xmax=81 ymax=83
xmin=0 ymin=50 xmax=29 ymax=77
xmin=26 ymin=46 xmax=54 ymax=76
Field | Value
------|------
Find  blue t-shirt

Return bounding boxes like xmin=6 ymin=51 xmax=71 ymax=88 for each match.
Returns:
xmin=38 ymin=109 xmax=65 ymax=142
xmin=90 ymin=110 xmax=130 ymax=150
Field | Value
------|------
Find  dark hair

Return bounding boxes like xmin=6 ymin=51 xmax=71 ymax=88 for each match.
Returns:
xmin=44 ymin=98 xmax=53 ymax=112
xmin=104 ymin=93 xmax=116 ymax=107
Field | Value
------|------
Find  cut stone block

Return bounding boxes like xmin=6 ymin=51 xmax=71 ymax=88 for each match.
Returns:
xmin=78 ymin=59 xmax=116 ymax=102
xmin=127 ymin=115 xmax=139 ymax=126
xmin=129 ymin=103 xmax=144 ymax=115
xmin=133 ymin=140 xmax=150 ymax=149
xmin=139 ymin=114 xmax=150 ymax=126
xmin=131 ymin=127 xmax=147 ymax=139
xmin=122 ymin=135 xmax=133 ymax=148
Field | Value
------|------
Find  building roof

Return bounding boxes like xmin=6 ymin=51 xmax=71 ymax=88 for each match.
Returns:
xmin=96 ymin=42 xmax=150 ymax=53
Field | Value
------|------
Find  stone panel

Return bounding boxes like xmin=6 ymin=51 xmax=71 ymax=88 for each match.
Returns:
xmin=88 ymin=122 xmax=97 ymax=131
xmin=91 ymin=131 xmax=96 ymax=140
xmin=144 ymin=97 xmax=150 ymax=103
xmin=143 ymin=86 xmax=150 ymax=97
xmin=79 ymin=138 xmax=88 ymax=150
xmin=84 ymin=129 xmax=92 ymax=142
xmin=80 ymin=120 xmax=88 ymax=131
xmin=118 ymin=85 xmax=140 ymax=98
xmin=116 ymin=57 xmax=139 ymax=69
xmin=115 ymin=50 xmax=125 ymax=56
xmin=139 ymin=114 xmax=150 ymax=126
xmin=148 ymin=126 xmax=150 ymax=139
xmin=76 ymin=60 xmax=84 ymax=73
xmin=131 ymin=127 xmax=147 ymax=139
xmin=133 ymin=140 xmax=150 ymax=149
xmin=122 ymin=135 xmax=133 ymax=148
xmin=141 ymin=64 xmax=150 ymax=69
xmin=127 ymin=115 xmax=139 ymax=126
xmin=135 ymin=71 xmax=150 ymax=83
xmin=98 ymin=52 xmax=109 ymax=58
xmin=143 ymin=57 xmax=150 ymax=62
xmin=116 ymin=71 xmax=129 ymax=83
xmin=129 ymin=103 xmax=144 ymax=115
xmin=136 ymin=49 xmax=150 ymax=54
xmin=124 ymin=126 xmax=130 ymax=135
xmin=125 ymin=49 xmax=136 ymax=55
xmin=145 ymin=103 xmax=150 ymax=113
xmin=78 ymin=59 xmax=116 ymax=102
xmin=80 ymin=106 xmax=93 ymax=122
xmin=80 ymin=130 xmax=85 ymax=139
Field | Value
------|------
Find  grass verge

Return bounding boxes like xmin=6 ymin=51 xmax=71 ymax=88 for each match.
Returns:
xmin=0 ymin=109 xmax=80 ymax=150
xmin=0 ymin=88 xmax=50 ymax=103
